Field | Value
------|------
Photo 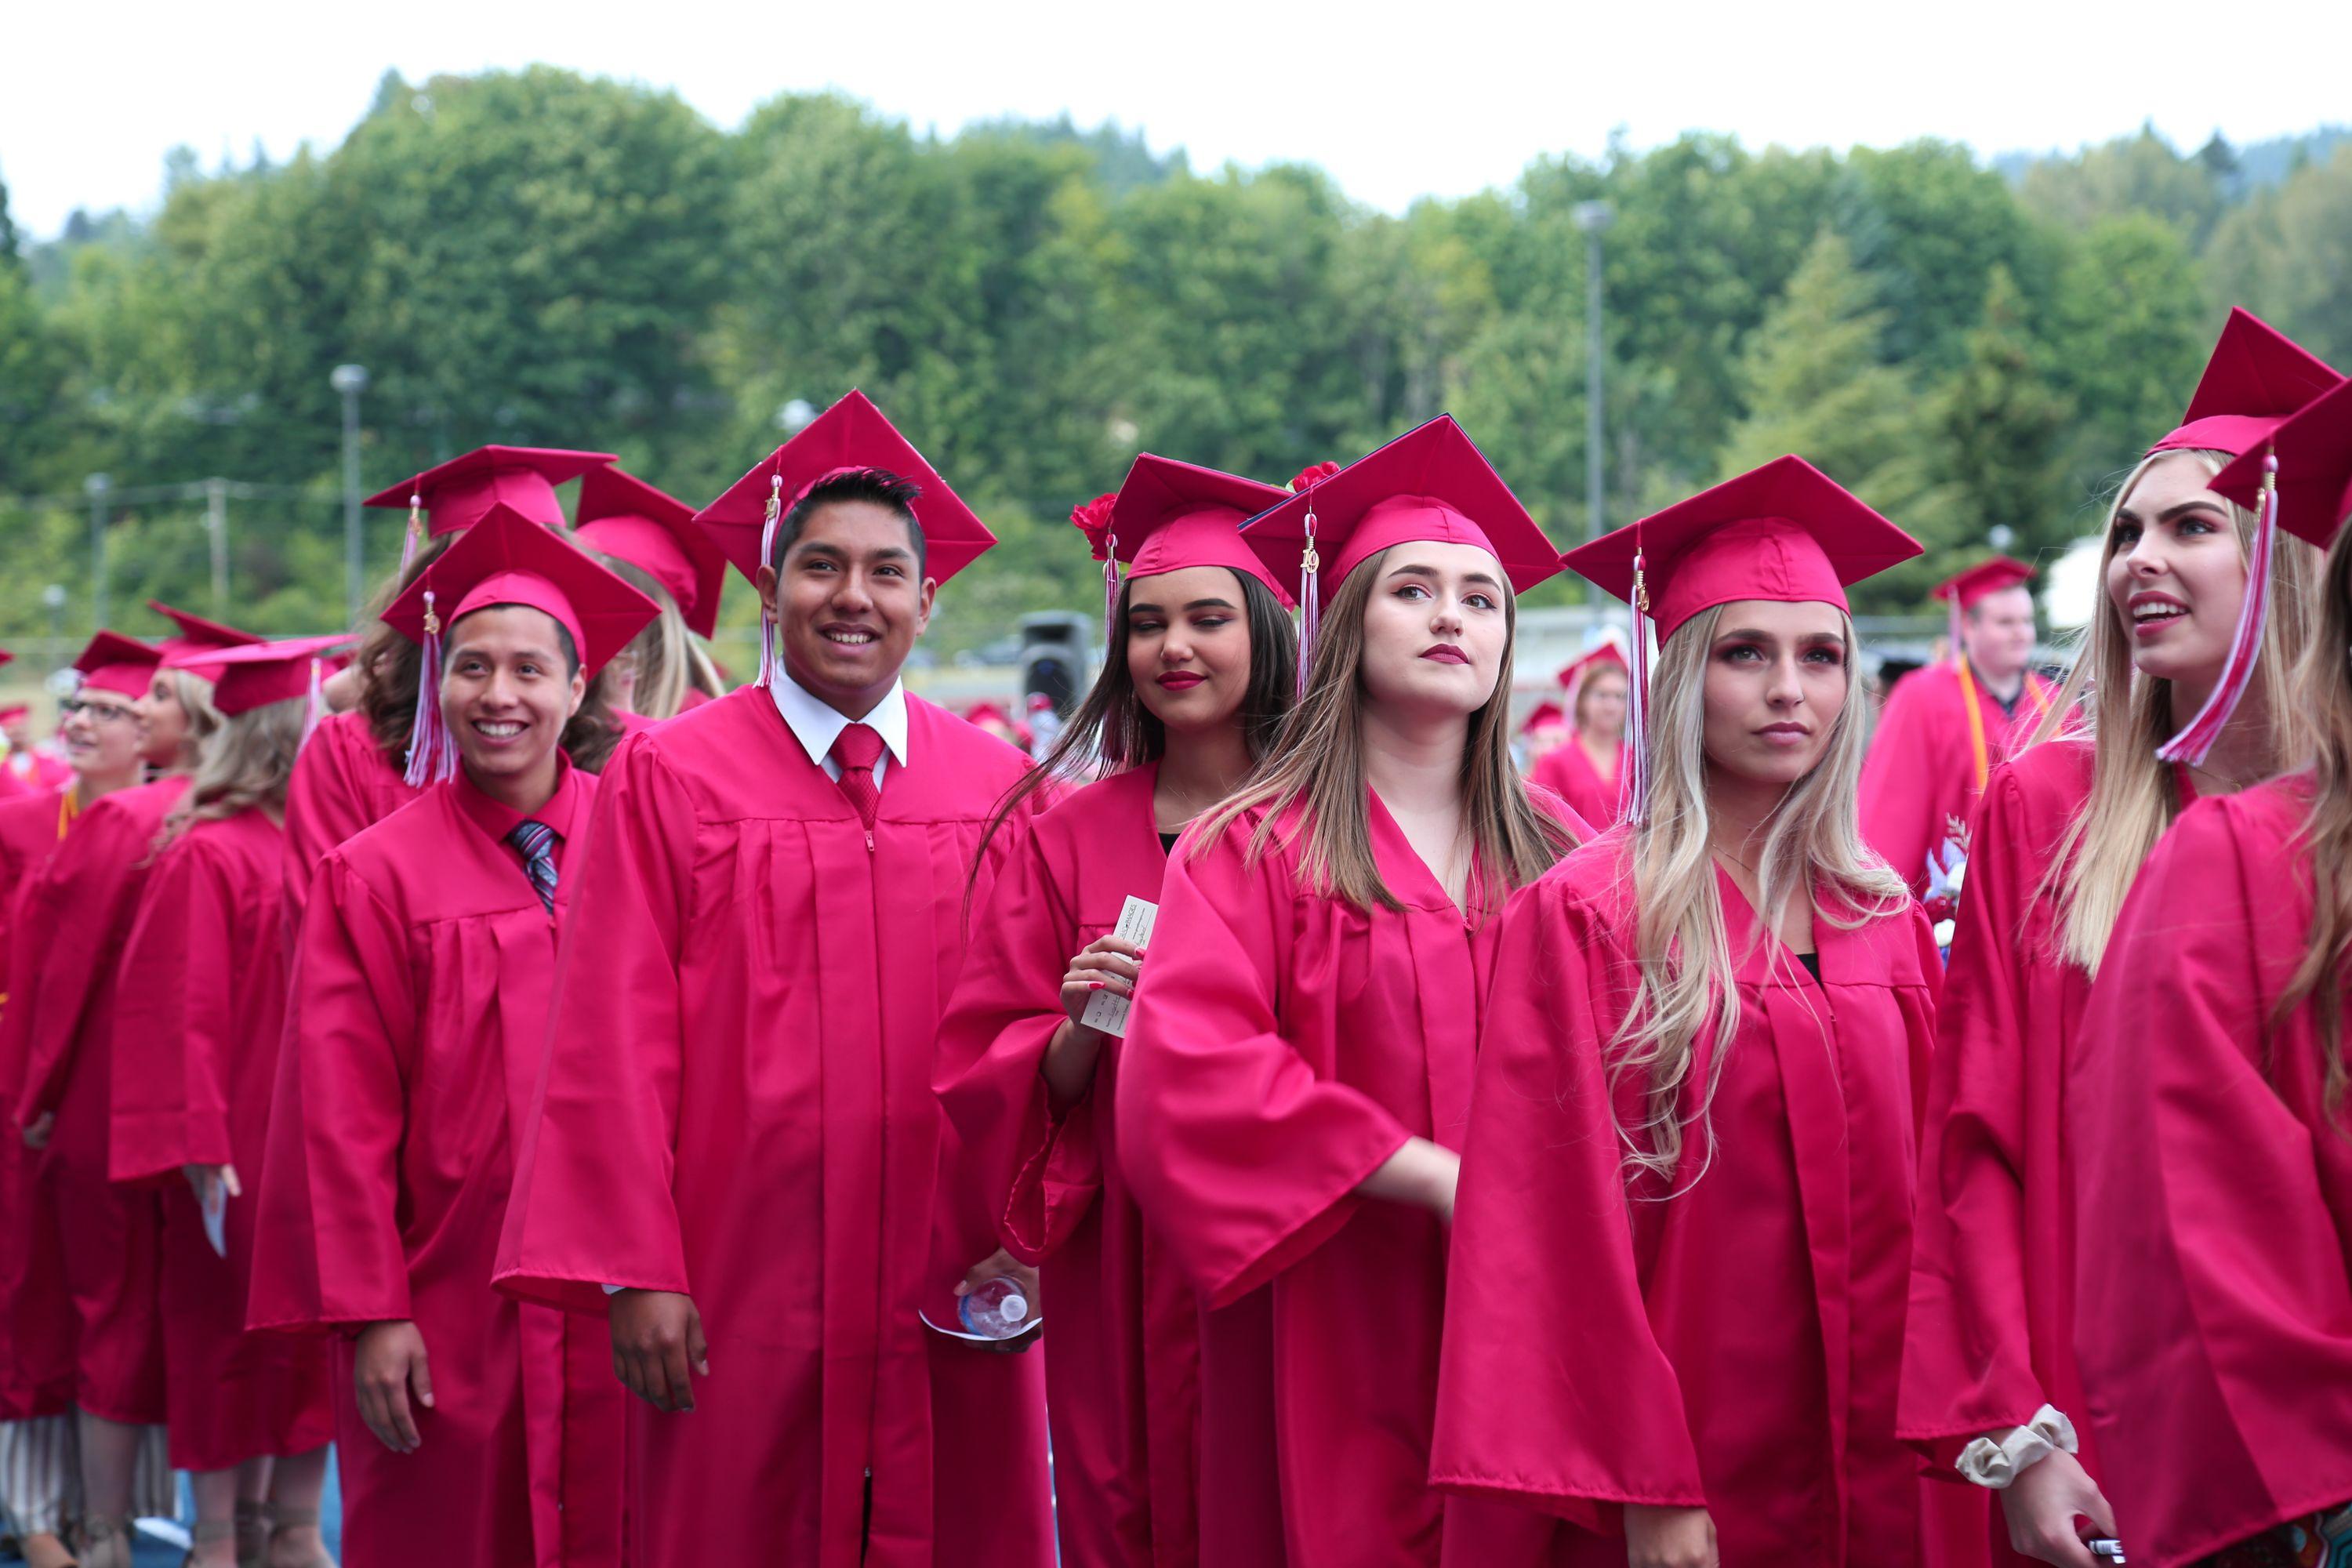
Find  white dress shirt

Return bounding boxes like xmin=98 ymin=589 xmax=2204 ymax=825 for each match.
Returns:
xmin=767 ymin=666 xmax=909 ymax=786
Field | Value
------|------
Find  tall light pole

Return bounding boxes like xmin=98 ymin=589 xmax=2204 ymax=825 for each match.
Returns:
xmin=1573 ymin=200 xmax=1615 ymax=545
xmin=85 ymin=472 xmax=111 ymax=629
xmin=332 ymin=364 xmax=370 ymax=623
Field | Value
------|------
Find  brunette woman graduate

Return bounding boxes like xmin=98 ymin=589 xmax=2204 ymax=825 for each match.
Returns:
xmin=935 ymin=454 xmax=1300 ymax=1567
xmin=110 ymin=638 xmax=347 ymax=1568
xmin=1433 ymin=457 xmax=1962 ymax=1566
xmin=1900 ymin=309 xmax=2334 ymax=1568
xmin=2068 ymin=373 xmax=2352 ymax=1568
xmin=1531 ymin=641 xmax=1632 ymax=826
xmin=1116 ymin=415 xmax=1586 ymax=1565
xmin=6 ymin=605 xmax=255 ymax=1566
xmin=248 ymin=510 xmax=656 ymax=1568
xmin=0 ymin=634 xmax=170 ymax=1568
xmin=283 ymin=445 xmax=615 ymax=933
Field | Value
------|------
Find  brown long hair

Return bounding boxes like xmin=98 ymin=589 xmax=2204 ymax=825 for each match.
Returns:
xmin=2028 ymin=450 xmax=2321 ymax=971
xmin=158 ymin=695 xmax=307 ymax=851
xmin=1194 ymin=546 xmax=1578 ymax=913
xmin=2281 ymin=527 xmax=2352 ymax=1113
xmin=972 ymin=568 xmax=1297 ymax=879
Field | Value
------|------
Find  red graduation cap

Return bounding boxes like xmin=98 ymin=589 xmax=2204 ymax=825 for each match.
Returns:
xmin=2151 ymin=308 xmax=2341 ymax=458
xmin=695 ymin=390 xmax=995 ymax=688
xmin=1519 ymin=699 xmax=1567 ymax=737
xmin=0 ymin=704 xmax=27 ymax=724
xmin=575 ymin=466 xmax=730 ymax=639
xmin=383 ymin=504 xmax=661 ymax=785
xmin=1241 ymin=416 xmax=1563 ymax=695
xmin=1078 ymin=455 xmax=1297 ymax=604
xmin=0 ymin=648 xmax=11 ymax=670
xmin=1931 ymin=556 xmax=2034 ymax=612
xmin=74 ymin=631 xmax=162 ymax=698
xmin=2213 ymin=374 xmax=2352 ymax=550
xmin=149 ymin=601 xmax=263 ymax=681
xmin=1555 ymin=641 xmax=1628 ymax=694
xmin=962 ymin=700 xmax=1012 ymax=728
xmin=165 ymin=634 xmax=353 ymax=717
xmin=365 ymin=445 xmax=618 ymax=549
xmin=1566 ymin=456 xmax=1921 ymax=818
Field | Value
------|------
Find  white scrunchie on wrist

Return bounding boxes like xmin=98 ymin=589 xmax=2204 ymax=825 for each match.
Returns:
xmin=1955 ymin=1404 xmax=2078 ymax=1490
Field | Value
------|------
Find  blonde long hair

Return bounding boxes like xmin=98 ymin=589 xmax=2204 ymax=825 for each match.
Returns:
xmin=2281 ymin=528 xmax=2352 ymax=1112
xmin=1194 ymin=546 xmax=1578 ymax=913
xmin=1613 ymin=603 xmax=1908 ymax=1188
xmin=595 ymin=557 xmax=727 ymax=720
xmin=158 ymin=695 xmax=307 ymax=852
xmin=2031 ymin=450 xmax=2320 ymax=973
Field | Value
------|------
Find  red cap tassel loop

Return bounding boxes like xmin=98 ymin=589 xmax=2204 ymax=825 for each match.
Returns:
xmin=1626 ymin=544 xmax=1652 ymax=823
xmin=1295 ymin=510 xmax=1321 ymax=701
xmin=402 ymin=588 xmax=457 ymax=786
xmin=398 ymin=492 xmax=424 ymax=576
xmin=756 ymin=473 xmax=784 ymax=691
xmin=2157 ymin=449 xmax=2278 ymax=767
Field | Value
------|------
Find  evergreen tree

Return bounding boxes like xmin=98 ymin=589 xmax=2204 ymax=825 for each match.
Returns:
xmin=1935 ymin=267 xmax=2074 ymax=568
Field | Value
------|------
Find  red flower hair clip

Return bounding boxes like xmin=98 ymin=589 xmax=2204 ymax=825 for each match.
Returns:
xmin=1288 ymin=460 xmax=1341 ymax=493
xmin=1069 ymin=492 xmax=1119 ymax=561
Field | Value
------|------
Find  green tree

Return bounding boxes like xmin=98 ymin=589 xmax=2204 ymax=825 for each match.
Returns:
xmin=1718 ymin=229 xmax=1958 ymax=607
xmin=2206 ymin=143 xmax=2352 ymax=366
xmin=2043 ymin=214 xmax=2206 ymax=482
xmin=1934 ymin=267 xmax=2074 ymax=568
xmin=2019 ymin=126 xmax=2225 ymax=245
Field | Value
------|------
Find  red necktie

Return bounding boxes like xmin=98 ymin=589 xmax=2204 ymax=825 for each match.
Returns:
xmin=829 ymin=722 xmax=884 ymax=830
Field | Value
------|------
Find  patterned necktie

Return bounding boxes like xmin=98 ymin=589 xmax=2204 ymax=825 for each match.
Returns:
xmin=829 ymin=722 xmax=885 ymax=831
xmin=506 ymin=818 xmax=561 ymax=914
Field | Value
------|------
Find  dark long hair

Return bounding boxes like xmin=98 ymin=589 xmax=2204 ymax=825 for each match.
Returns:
xmin=971 ymin=568 xmax=1298 ymax=877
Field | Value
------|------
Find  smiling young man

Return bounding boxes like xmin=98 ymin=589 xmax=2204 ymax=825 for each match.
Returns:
xmin=247 ymin=506 xmax=655 ymax=1568
xmin=1858 ymin=557 xmax=2058 ymax=897
xmin=495 ymin=391 xmax=1054 ymax=1567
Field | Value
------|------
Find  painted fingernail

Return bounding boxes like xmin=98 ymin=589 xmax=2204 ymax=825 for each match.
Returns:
xmin=1088 ymin=982 xmax=1105 ymax=991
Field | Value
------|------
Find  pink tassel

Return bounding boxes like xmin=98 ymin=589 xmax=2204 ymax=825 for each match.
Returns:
xmin=301 ymin=656 xmax=324 ymax=748
xmin=398 ymin=492 xmax=423 ymax=576
xmin=756 ymin=473 xmax=784 ymax=690
xmin=1626 ymin=546 xmax=1652 ymax=824
xmin=1295 ymin=509 xmax=1321 ymax=701
xmin=2157 ymin=451 xmax=2277 ymax=767
xmin=402 ymin=589 xmax=456 ymax=786
xmin=1102 ymin=536 xmax=1121 ymax=648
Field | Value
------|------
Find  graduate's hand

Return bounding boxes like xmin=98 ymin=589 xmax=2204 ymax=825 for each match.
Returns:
xmin=20 ymin=1112 xmax=53 ymax=1150
xmin=611 ymin=1289 xmax=707 ymax=1414
xmin=1623 ymin=1503 xmax=1717 ymax=1568
xmin=953 ymin=1248 xmax=1040 ymax=1316
xmin=354 ymin=1319 xmax=433 ymax=1454
xmin=182 ymin=1163 xmax=241 ymax=1205
xmin=1058 ymin=935 xmax=1145 ymax=1025
xmin=1998 ymin=1450 xmax=2116 ymax=1566
xmin=1356 ymin=1138 xmax=1461 ymax=1221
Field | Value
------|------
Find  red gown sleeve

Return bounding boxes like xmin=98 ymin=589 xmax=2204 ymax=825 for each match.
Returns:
xmin=1431 ymin=873 xmax=1705 ymax=1530
xmin=281 ymin=716 xmax=384 ymax=949
xmin=494 ymin=735 xmax=697 ymax=1311
xmin=247 ymin=854 xmax=419 ymax=1330
xmin=2072 ymin=797 xmax=2352 ymax=1565
xmin=1115 ymin=829 xmax=1414 ymax=1309
xmin=108 ymin=837 xmax=238 ymax=1181
xmin=1901 ymin=765 xmax=2049 ymax=1447
xmin=10 ymin=800 xmax=149 ymax=1128
xmin=1859 ymin=675 xmax=1947 ymax=898
xmin=933 ymin=818 xmax=1102 ymax=1265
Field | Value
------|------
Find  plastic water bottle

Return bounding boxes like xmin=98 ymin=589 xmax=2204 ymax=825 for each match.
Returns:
xmin=956 ymin=1276 xmax=1032 ymax=1338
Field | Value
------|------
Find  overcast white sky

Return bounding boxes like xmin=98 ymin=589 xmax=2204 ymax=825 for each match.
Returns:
xmin=7 ymin=0 xmax=2347 ymax=239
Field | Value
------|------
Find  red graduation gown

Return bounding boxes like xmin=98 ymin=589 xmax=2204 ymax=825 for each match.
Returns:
xmin=2071 ymin=777 xmax=2352 ymax=1567
xmin=1860 ymin=663 xmax=2053 ymax=896
xmin=1432 ymin=839 xmax=1950 ymax=1565
xmin=6 ymin=775 xmax=187 ymax=1424
xmin=248 ymin=764 xmax=622 ymax=1568
xmin=0 ymin=787 xmax=75 ymax=1423
xmin=1530 ymin=735 xmax=1626 ymax=829
xmin=1115 ymin=789 xmax=1588 ymax=1566
xmin=935 ymin=763 xmax=1200 ymax=1568
xmin=1900 ymin=739 xmax=2109 ymax=1562
xmin=109 ymin=809 xmax=335 ymax=1471
xmin=280 ymin=708 xmax=418 ymax=943
xmin=493 ymin=688 xmax=1055 ymax=1568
